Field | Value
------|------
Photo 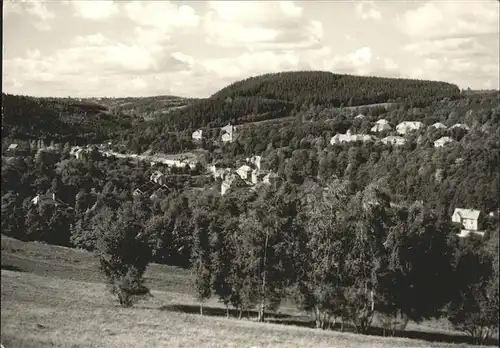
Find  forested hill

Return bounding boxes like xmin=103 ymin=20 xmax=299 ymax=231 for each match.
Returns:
xmin=119 ymin=71 xmax=462 ymax=146
xmin=1 ymin=93 xmax=134 ymax=145
xmin=211 ymin=71 xmax=461 ymax=107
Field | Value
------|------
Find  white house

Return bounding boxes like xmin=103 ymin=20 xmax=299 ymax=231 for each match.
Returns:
xmin=221 ymin=123 xmax=235 ymax=143
xmin=330 ymin=130 xmax=376 ymax=145
xmin=452 ymin=208 xmax=483 ymax=237
xmin=381 ymin=136 xmax=406 ymax=146
xmin=371 ymin=119 xmax=392 ymax=132
xmin=354 ymin=114 xmax=365 ymax=119
xmin=452 ymin=208 xmax=481 ymax=230
xmin=236 ymin=165 xmax=252 ymax=181
xmin=7 ymin=144 xmax=19 ymax=151
xmin=221 ymin=133 xmax=233 ymax=143
xmin=431 ymin=122 xmax=447 ymax=129
xmin=450 ymin=123 xmax=470 ymax=131
xmin=434 ymin=136 xmax=455 ymax=148
xmin=192 ymin=130 xmax=203 ymax=141
xmin=221 ymin=123 xmax=234 ymax=134
xmin=396 ymin=121 xmax=424 ymax=135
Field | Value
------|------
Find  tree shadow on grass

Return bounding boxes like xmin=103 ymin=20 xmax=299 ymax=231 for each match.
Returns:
xmin=1 ymin=264 xmax=25 ymax=272
xmin=159 ymin=304 xmax=292 ymax=320
xmin=159 ymin=303 xmax=499 ymax=346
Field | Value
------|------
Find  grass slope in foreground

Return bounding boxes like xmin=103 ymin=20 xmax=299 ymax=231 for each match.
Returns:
xmin=0 ymin=235 xmax=490 ymax=348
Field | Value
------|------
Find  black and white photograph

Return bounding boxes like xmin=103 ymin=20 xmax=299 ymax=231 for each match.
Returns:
xmin=1 ymin=0 xmax=499 ymax=347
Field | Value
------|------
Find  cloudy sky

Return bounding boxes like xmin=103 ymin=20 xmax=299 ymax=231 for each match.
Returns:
xmin=3 ymin=0 xmax=499 ymax=98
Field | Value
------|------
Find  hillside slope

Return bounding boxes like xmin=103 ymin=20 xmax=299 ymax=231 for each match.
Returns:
xmin=2 ymin=235 xmax=491 ymax=348
xmin=89 ymin=95 xmax=196 ymax=120
xmin=1 ymin=94 xmax=134 ymax=145
xmin=129 ymin=71 xmax=460 ymax=134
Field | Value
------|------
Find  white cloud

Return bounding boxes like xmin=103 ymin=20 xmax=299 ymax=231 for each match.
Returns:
xmin=201 ymin=50 xmax=302 ymax=79
xmin=409 ymin=56 xmax=499 ymax=89
xmin=204 ymin=1 xmax=322 ymax=50
xmin=355 ymin=1 xmax=382 ymax=21
xmin=404 ymin=37 xmax=489 ymax=59
xmin=70 ymin=0 xmax=119 ymax=21
xmin=399 ymin=2 xmax=499 ymax=89
xmin=122 ymin=1 xmax=199 ymax=49
xmin=131 ymin=77 xmax=148 ymax=90
xmin=348 ymin=46 xmax=372 ymax=67
xmin=72 ymin=33 xmax=107 ymax=46
xmin=400 ymin=2 xmax=498 ymax=39
xmin=317 ymin=47 xmax=401 ymax=78
xmin=198 ymin=45 xmax=401 ymax=90
xmin=3 ymin=31 xmax=194 ymax=97
xmin=124 ymin=1 xmax=200 ymax=31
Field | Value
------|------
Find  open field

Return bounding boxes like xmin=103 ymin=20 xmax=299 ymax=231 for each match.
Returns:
xmin=1 ymin=235 xmax=494 ymax=348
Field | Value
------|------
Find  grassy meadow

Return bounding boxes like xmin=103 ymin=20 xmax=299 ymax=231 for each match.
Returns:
xmin=1 ymin=235 xmax=494 ymax=348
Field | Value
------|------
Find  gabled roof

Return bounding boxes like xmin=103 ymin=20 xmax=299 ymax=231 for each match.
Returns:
xmin=450 ymin=123 xmax=470 ymax=130
xmin=431 ymin=122 xmax=447 ymax=129
xmin=371 ymin=123 xmax=392 ymax=132
xmin=237 ymin=164 xmax=252 ymax=172
xmin=434 ymin=136 xmax=455 ymax=145
xmin=221 ymin=123 xmax=233 ymax=133
xmin=453 ymin=208 xmax=481 ymax=220
xmin=396 ymin=121 xmax=424 ymax=128
xmin=7 ymin=144 xmax=19 ymax=150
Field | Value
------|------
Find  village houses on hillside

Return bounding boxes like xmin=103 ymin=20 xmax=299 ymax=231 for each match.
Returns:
xmin=133 ymin=170 xmax=170 ymax=200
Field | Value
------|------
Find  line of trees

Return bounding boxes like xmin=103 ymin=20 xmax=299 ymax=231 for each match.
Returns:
xmin=95 ymin=180 xmax=498 ymax=345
